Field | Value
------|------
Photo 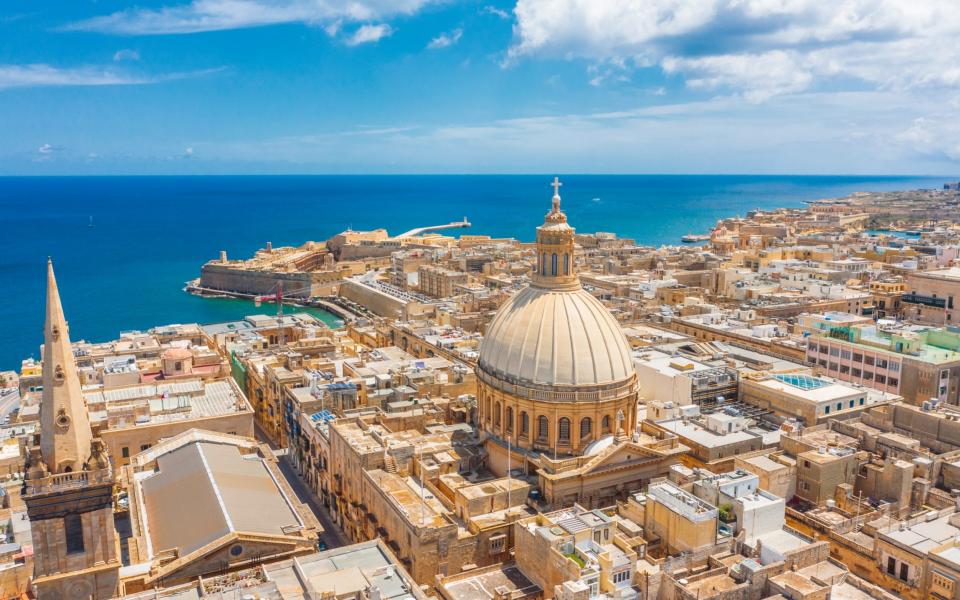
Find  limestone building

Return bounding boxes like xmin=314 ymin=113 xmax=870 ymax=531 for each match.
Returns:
xmin=118 ymin=429 xmax=319 ymax=593
xmin=22 ymin=260 xmax=122 ymax=599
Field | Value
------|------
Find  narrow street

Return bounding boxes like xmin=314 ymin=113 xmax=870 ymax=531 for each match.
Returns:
xmin=254 ymin=421 xmax=350 ymax=550
xmin=277 ymin=454 xmax=351 ymax=549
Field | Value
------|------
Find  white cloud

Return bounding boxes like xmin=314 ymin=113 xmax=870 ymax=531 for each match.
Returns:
xmin=35 ymin=143 xmax=60 ymax=163
xmin=0 ymin=64 xmax=149 ymax=89
xmin=663 ymin=51 xmax=813 ymax=103
xmin=112 ymin=49 xmax=141 ymax=62
xmin=0 ymin=64 xmax=223 ymax=90
xmin=508 ymin=0 xmax=960 ymax=100
xmin=586 ymin=58 xmax=630 ymax=87
xmin=324 ymin=19 xmax=343 ymax=36
xmin=427 ymin=28 xmax=463 ymax=50
xmin=481 ymin=6 xmax=510 ymax=20
xmin=897 ymin=112 xmax=960 ymax=161
xmin=182 ymin=91 xmax=956 ymax=173
xmin=345 ymin=23 xmax=393 ymax=46
xmin=66 ymin=0 xmax=436 ymax=36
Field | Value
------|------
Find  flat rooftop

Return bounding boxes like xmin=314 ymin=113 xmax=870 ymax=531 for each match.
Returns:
xmin=265 ymin=542 xmax=418 ymax=600
xmin=883 ymin=513 xmax=960 ymax=554
xmin=683 ymin=573 xmax=739 ymax=596
xmin=634 ymin=350 xmax=714 ymax=376
xmin=747 ymin=528 xmax=807 ymax=555
xmin=86 ymin=378 xmax=249 ymax=429
xmin=740 ymin=453 xmax=788 ymax=473
xmin=657 ymin=418 xmax=758 ymax=448
xmin=915 ymin=266 xmax=960 ymax=281
xmin=753 ymin=374 xmax=863 ymax=404
xmin=366 ymin=470 xmax=448 ymax=529
xmin=441 ymin=564 xmax=540 ymax=600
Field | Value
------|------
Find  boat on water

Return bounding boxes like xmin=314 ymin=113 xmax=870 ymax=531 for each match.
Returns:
xmin=681 ymin=233 xmax=710 ymax=243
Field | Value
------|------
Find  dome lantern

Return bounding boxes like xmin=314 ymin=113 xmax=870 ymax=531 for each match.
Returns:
xmin=533 ymin=177 xmax=578 ymax=290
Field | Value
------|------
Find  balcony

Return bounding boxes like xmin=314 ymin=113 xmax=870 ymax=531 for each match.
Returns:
xmin=26 ymin=466 xmax=113 ymax=495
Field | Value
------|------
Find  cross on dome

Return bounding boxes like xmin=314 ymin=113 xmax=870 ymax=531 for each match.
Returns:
xmin=551 ymin=176 xmax=563 ymax=212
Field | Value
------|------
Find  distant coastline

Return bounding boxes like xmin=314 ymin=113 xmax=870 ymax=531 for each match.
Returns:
xmin=0 ymin=174 xmax=947 ymax=369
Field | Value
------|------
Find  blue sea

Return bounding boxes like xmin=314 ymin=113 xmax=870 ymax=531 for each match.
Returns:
xmin=0 ymin=175 xmax=947 ymax=370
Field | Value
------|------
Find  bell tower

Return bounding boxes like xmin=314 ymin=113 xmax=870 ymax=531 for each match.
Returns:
xmin=532 ymin=176 xmax=579 ymax=290
xmin=23 ymin=259 xmax=120 ymax=599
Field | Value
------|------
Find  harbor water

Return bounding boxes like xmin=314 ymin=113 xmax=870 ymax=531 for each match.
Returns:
xmin=0 ymin=174 xmax=945 ymax=369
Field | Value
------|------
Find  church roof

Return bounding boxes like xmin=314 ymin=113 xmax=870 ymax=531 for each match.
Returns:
xmin=478 ymin=284 xmax=635 ymax=388
xmin=140 ymin=441 xmax=302 ymax=558
xmin=478 ymin=180 xmax=635 ymax=390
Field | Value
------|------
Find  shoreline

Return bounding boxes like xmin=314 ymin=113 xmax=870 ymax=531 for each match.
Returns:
xmin=0 ymin=174 xmax=950 ymax=369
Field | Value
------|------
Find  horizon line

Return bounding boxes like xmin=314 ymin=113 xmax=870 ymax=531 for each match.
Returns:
xmin=0 ymin=172 xmax=954 ymax=178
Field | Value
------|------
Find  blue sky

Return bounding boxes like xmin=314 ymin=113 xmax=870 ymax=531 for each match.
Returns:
xmin=3 ymin=0 xmax=960 ymax=175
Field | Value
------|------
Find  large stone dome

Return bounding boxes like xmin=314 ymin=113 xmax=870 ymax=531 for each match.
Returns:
xmin=478 ymin=285 xmax=635 ymax=388
xmin=476 ymin=178 xmax=639 ymax=460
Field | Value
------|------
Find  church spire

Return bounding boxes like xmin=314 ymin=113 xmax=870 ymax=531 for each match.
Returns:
xmin=40 ymin=258 xmax=93 ymax=474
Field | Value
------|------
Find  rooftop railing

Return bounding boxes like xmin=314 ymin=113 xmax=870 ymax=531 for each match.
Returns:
xmin=26 ymin=465 xmax=112 ymax=495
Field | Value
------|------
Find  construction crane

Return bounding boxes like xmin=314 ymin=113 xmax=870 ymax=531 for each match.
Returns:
xmin=252 ymin=281 xmax=314 ymax=348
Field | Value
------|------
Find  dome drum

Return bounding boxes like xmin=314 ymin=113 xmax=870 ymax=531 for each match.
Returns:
xmin=477 ymin=383 xmax=635 ymax=457
xmin=476 ymin=368 xmax=637 ymax=404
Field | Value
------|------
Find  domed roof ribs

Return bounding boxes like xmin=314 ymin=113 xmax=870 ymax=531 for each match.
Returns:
xmin=585 ymin=294 xmax=621 ymax=382
xmin=476 ymin=179 xmax=635 ymax=390
xmin=567 ymin=292 xmax=594 ymax=385
xmin=550 ymin=293 xmax=563 ymax=384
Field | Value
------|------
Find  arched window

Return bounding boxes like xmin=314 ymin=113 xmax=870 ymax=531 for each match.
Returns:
xmin=602 ymin=415 xmax=612 ymax=433
xmin=558 ymin=417 xmax=571 ymax=443
xmin=551 ymin=253 xmax=558 ymax=276
xmin=580 ymin=417 xmax=592 ymax=440
xmin=564 ymin=254 xmax=570 ymax=275
xmin=541 ymin=253 xmax=547 ymax=275
xmin=537 ymin=415 xmax=549 ymax=441
xmin=520 ymin=412 xmax=529 ymax=436
xmin=494 ymin=402 xmax=501 ymax=428
xmin=506 ymin=407 xmax=514 ymax=433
